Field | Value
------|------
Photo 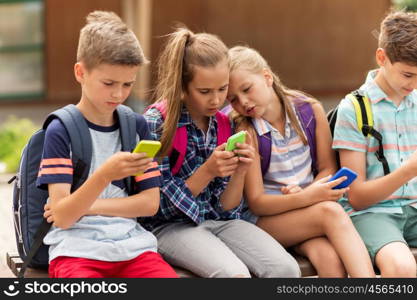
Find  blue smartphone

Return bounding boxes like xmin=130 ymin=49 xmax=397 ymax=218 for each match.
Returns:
xmin=328 ymin=167 xmax=357 ymax=189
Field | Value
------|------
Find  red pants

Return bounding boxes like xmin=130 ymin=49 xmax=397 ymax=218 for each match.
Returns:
xmin=49 ymin=251 xmax=179 ymax=278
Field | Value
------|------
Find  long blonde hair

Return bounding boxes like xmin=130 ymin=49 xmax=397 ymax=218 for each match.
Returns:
xmin=153 ymin=28 xmax=229 ymax=156
xmin=229 ymin=45 xmax=313 ymax=145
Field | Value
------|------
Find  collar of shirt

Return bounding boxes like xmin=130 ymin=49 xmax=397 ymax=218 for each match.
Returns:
xmin=251 ymin=111 xmax=292 ymax=139
xmin=178 ymin=104 xmax=218 ymax=131
xmin=362 ymin=69 xmax=417 ymax=107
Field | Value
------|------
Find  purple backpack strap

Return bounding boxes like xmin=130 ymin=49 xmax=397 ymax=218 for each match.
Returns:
xmin=220 ymin=104 xmax=233 ymax=116
xmin=257 ymin=98 xmax=317 ymax=177
xmin=258 ymin=132 xmax=272 ymax=176
xmin=293 ymin=98 xmax=317 ymax=175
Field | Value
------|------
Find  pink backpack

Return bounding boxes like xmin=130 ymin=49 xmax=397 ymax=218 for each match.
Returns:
xmin=147 ymin=101 xmax=231 ymax=175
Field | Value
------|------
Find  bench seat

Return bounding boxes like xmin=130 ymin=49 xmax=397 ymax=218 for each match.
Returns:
xmin=7 ymin=248 xmax=417 ymax=278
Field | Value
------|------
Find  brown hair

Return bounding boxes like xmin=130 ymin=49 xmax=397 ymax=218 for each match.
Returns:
xmin=379 ymin=10 xmax=417 ymax=65
xmin=153 ymin=27 xmax=229 ymax=156
xmin=77 ymin=11 xmax=148 ymax=70
xmin=229 ymin=45 xmax=314 ymax=146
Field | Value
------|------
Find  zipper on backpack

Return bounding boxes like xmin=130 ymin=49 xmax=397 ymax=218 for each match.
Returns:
xmin=14 ymin=208 xmax=23 ymax=245
xmin=8 ymin=176 xmax=16 ymax=184
xmin=12 ymin=171 xmax=24 ymax=252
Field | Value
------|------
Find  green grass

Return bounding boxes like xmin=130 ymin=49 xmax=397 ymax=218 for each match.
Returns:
xmin=0 ymin=116 xmax=37 ymax=173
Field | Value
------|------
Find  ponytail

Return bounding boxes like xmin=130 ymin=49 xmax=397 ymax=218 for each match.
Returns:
xmin=154 ymin=28 xmax=192 ymax=157
xmin=154 ymin=27 xmax=229 ymax=157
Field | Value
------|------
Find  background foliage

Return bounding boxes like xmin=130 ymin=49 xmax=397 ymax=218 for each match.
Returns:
xmin=0 ymin=116 xmax=37 ymax=173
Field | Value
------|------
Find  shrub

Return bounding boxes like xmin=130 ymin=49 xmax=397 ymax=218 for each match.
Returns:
xmin=394 ymin=0 xmax=417 ymax=11
xmin=0 ymin=116 xmax=37 ymax=173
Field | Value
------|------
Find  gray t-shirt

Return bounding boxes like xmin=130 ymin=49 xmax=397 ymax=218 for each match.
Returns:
xmin=38 ymin=116 xmax=161 ymax=262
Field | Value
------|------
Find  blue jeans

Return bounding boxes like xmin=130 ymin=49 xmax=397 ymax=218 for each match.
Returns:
xmin=153 ymin=219 xmax=300 ymax=278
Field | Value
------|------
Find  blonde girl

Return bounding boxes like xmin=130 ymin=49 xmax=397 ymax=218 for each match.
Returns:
xmin=226 ymin=45 xmax=375 ymax=277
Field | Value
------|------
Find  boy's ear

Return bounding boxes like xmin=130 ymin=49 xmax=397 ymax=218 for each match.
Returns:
xmin=375 ymin=48 xmax=387 ymax=67
xmin=263 ymin=68 xmax=273 ymax=86
xmin=74 ymin=62 xmax=85 ymax=83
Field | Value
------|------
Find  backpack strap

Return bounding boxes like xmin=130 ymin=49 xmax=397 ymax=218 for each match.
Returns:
xmin=146 ymin=101 xmax=187 ymax=176
xmin=259 ymin=132 xmax=272 ymax=177
xmin=293 ymin=98 xmax=318 ymax=176
xmin=116 ymin=104 xmax=138 ymax=195
xmin=220 ymin=104 xmax=233 ymax=115
xmin=44 ymin=104 xmax=92 ymax=191
xmin=215 ymin=111 xmax=232 ymax=145
xmin=258 ymin=98 xmax=317 ymax=177
xmin=348 ymin=90 xmax=390 ymax=175
xmin=19 ymin=104 xmax=92 ymax=278
xmin=18 ymin=219 xmax=50 ymax=278
xmin=170 ymin=127 xmax=187 ymax=176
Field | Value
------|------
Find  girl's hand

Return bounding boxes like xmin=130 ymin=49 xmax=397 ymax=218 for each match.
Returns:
xmin=204 ymin=144 xmax=239 ymax=177
xmin=302 ymin=175 xmax=349 ymax=203
xmin=281 ymin=184 xmax=303 ymax=194
xmin=232 ymin=133 xmax=255 ymax=174
xmin=43 ymin=203 xmax=54 ymax=224
xmin=99 ymin=152 xmax=154 ymax=182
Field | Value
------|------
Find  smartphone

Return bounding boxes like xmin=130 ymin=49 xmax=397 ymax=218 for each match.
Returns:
xmin=133 ymin=140 xmax=161 ymax=157
xmin=225 ymin=131 xmax=247 ymax=152
xmin=328 ymin=167 xmax=358 ymax=189
xmin=132 ymin=140 xmax=161 ymax=176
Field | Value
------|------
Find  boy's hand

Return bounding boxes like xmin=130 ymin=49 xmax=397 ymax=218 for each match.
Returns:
xmin=99 ymin=152 xmax=154 ymax=182
xmin=43 ymin=203 xmax=54 ymax=223
xmin=302 ymin=175 xmax=349 ymax=203
xmin=204 ymin=144 xmax=239 ymax=177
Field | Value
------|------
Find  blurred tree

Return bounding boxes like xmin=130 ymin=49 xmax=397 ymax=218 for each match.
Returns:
xmin=0 ymin=116 xmax=36 ymax=173
xmin=394 ymin=0 xmax=417 ymax=11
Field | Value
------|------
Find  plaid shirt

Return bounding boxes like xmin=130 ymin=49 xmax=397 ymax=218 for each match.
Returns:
xmin=142 ymin=105 xmax=242 ymax=230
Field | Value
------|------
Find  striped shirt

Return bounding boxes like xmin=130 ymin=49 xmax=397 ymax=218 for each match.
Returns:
xmin=252 ymin=109 xmax=314 ymax=195
xmin=333 ymin=69 xmax=417 ymax=216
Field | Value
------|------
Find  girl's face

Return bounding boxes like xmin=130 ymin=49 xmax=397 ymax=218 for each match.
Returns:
xmin=227 ymin=68 xmax=274 ymax=118
xmin=183 ymin=59 xmax=229 ymax=119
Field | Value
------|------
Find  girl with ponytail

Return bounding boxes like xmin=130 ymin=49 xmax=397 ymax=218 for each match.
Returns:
xmin=143 ymin=28 xmax=300 ymax=278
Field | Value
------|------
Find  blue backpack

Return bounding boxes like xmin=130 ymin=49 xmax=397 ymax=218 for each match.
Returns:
xmin=221 ymin=97 xmax=317 ymax=176
xmin=9 ymin=104 xmax=137 ymax=278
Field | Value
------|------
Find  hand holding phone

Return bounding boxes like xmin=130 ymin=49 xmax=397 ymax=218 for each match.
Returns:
xmin=225 ymin=131 xmax=247 ymax=152
xmin=132 ymin=140 xmax=161 ymax=176
xmin=328 ymin=167 xmax=357 ymax=189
